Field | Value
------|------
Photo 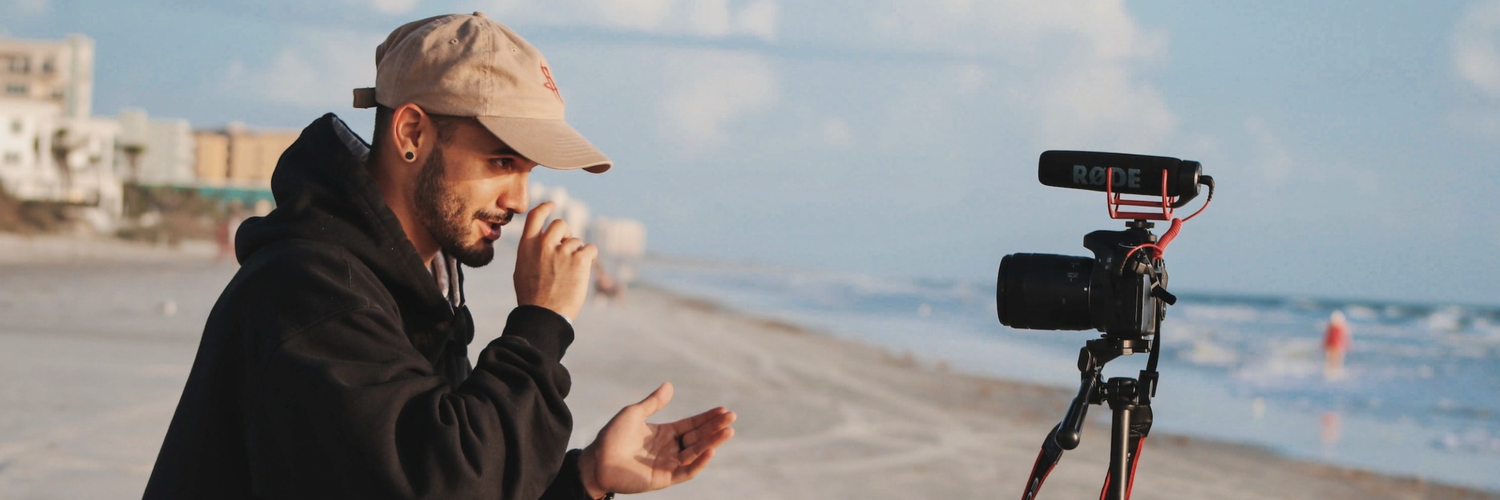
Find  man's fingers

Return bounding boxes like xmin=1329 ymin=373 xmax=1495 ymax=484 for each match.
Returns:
xmin=542 ymin=218 xmax=571 ymax=244
xmin=631 ymin=382 xmax=673 ymax=418
xmin=674 ymin=448 xmax=717 ymax=484
xmin=673 ymin=407 xmax=731 ymax=434
xmin=672 ymin=408 xmax=735 ymax=450
xmin=522 ymin=202 xmax=555 ymax=241
xmin=678 ymin=425 xmax=734 ymax=466
xmin=671 ymin=408 xmax=734 ymax=447
xmin=557 ymin=240 xmax=598 ymax=261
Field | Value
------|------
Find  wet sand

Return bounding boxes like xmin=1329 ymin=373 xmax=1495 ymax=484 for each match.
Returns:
xmin=0 ymin=235 xmax=1493 ymax=499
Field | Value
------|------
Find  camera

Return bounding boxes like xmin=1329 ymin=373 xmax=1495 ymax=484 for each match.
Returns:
xmin=998 ymin=221 xmax=1167 ymax=339
xmin=996 ymin=150 xmax=1209 ymax=341
xmin=1004 ymin=151 xmax=1214 ymax=500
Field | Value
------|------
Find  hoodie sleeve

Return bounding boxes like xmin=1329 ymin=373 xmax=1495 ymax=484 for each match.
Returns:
xmin=249 ymin=301 xmax=587 ymax=500
xmin=539 ymin=449 xmax=597 ymax=500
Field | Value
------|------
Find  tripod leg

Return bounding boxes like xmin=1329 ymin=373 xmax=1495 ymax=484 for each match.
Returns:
xmin=1021 ymin=424 xmax=1067 ymax=500
xmin=1107 ymin=405 xmax=1131 ymax=500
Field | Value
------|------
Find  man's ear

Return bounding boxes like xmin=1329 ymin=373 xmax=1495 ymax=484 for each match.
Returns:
xmin=390 ymin=103 xmax=429 ymax=163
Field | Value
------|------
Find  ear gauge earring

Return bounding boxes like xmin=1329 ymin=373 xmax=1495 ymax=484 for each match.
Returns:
xmin=404 ymin=151 xmax=415 ymax=161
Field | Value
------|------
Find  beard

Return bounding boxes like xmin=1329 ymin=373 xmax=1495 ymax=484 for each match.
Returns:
xmin=412 ymin=146 xmax=503 ymax=267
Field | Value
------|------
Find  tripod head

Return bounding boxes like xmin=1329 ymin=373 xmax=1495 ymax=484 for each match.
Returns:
xmin=1053 ymin=337 xmax=1152 ymax=450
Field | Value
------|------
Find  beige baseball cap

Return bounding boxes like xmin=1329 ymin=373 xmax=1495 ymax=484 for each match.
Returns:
xmin=353 ymin=12 xmax=611 ymax=173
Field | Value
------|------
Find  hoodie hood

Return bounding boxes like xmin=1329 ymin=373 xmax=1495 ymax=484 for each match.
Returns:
xmin=235 ymin=113 xmax=455 ymax=353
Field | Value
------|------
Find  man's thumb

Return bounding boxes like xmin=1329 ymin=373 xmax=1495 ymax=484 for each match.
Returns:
xmin=633 ymin=382 xmax=673 ymax=417
xmin=522 ymin=202 xmax=555 ymax=241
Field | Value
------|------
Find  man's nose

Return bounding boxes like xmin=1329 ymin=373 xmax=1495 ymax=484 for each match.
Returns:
xmin=498 ymin=175 xmax=528 ymax=215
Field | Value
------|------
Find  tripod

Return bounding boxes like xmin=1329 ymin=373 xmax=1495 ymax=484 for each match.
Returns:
xmin=1021 ymin=334 xmax=1161 ymax=500
xmin=1005 ymin=155 xmax=1212 ymax=499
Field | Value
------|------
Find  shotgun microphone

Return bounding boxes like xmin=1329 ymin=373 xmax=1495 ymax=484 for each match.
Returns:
xmin=1038 ymin=151 xmax=1202 ymax=205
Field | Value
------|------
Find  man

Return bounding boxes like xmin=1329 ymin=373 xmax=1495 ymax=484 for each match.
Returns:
xmin=144 ymin=13 xmax=734 ymax=500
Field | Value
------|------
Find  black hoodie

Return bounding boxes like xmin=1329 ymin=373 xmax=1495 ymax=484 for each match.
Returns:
xmin=143 ymin=115 xmax=592 ymax=500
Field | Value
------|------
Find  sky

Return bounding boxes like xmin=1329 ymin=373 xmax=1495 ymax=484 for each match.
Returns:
xmin=3 ymin=0 xmax=1498 ymax=305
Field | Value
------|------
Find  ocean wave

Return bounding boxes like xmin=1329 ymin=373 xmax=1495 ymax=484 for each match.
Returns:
xmin=1433 ymin=428 xmax=1500 ymax=454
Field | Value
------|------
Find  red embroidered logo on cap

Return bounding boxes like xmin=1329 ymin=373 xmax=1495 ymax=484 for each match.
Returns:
xmin=541 ymin=64 xmax=563 ymax=103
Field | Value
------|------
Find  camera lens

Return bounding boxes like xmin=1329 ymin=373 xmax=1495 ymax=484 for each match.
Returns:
xmin=997 ymin=253 xmax=1094 ymax=330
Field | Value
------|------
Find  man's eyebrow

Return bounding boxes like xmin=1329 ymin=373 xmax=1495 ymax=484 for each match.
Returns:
xmin=491 ymin=145 xmax=522 ymax=156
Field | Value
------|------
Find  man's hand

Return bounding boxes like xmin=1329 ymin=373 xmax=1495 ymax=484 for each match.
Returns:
xmin=578 ymin=383 xmax=736 ymax=499
xmin=514 ymin=202 xmax=597 ymax=321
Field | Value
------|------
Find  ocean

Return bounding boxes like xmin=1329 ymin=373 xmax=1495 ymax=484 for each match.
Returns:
xmin=639 ymin=259 xmax=1500 ymax=492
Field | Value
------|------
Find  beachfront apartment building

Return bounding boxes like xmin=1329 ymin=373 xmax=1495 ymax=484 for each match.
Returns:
xmin=0 ymin=34 xmax=93 ymax=121
xmin=0 ymin=34 xmax=125 ymax=230
xmin=192 ymin=123 xmax=298 ymax=189
xmin=0 ymin=97 xmax=124 ymax=223
xmin=0 ymin=33 xmax=295 ymax=228
xmin=118 ymin=108 xmax=195 ymax=186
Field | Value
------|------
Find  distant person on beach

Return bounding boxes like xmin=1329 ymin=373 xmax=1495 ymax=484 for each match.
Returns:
xmin=1323 ymin=310 xmax=1351 ymax=380
xmin=214 ymin=212 xmax=244 ymax=263
xmin=145 ymin=13 xmax=734 ymax=500
xmin=593 ymin=261 xmax=625 ymax=305
xmin=212 ymin=216 xmax=231 ymax=261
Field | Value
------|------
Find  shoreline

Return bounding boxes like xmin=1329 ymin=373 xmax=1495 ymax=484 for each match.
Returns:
xmin=0 ymin=236 xmax=1494 ymax=499
xmin=0 ymin=233 xmax=217 ymax=264
xmin=623 ymin=282 xmax=1500 ymax=499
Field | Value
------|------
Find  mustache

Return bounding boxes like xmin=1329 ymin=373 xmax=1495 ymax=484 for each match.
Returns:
xmin=476 ymin=210 xmax=515 ymax=226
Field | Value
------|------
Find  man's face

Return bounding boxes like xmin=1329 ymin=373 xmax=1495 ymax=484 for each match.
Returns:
xmin=412 ymin=120 xmax=537 ymax=267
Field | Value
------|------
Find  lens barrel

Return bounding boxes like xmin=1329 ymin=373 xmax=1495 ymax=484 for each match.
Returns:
xmin=997 ymin=253 xmax=1094 ymax=330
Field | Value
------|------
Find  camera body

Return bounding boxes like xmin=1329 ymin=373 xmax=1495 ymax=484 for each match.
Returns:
xmin=997 ymin=221 xmax=1166 ymax=339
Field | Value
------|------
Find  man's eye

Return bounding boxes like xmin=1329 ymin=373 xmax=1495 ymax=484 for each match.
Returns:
xmin=492 ymin=158 xmax=514 ymax=169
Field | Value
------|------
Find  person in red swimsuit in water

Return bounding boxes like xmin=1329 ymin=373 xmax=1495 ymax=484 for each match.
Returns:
xmin=1323 ymin=310 xmax=1351 ymax=380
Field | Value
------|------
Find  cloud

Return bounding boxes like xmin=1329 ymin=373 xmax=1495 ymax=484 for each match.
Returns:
xmin=369 ymin=0 xmax=421 ymax=15
xmin=578 ymin=0 xmax=675 ymax=32
xmin=1239 ymin=116 xmax=1382 ymax=201
xmin=1450 ymin=0 xmax=1500 ymax=138
xmin=1453 ymin=106 xmax=1500 ymax=138
xmin=1032 ymin=63 xmax=1177 ymax=152
xmin=655 ymin=49 xmax=780 ymax=155
xmin=1 ymin=0 xmax=48 ymax=19
xmin=628 ymin=0 xmax=781 ymax=40
xmin=334 ymin=0 xmax=421 ymax=15
xmin=820 ymin=0 xmax=1176 ymax=152
xmin=220 ymin=29 xmax=381 ymax=110
xmin=1243 ymin=116 xmax=1293 ymax=188
xmin=684 ymin=0 xmax=732 ymax=37
xmin=482 ymin=0 xmax=780 ymax=41
xmin=734 ymin=0 xmax=779 ymax=41
xmin=821 ymin=117 xmax=853 ymax=148
xmin=1001 ymin=2 xmax=1175 ymax=152
xmin=1453 ymin=0 xmax=1500 ymax=97
xmin=853 ymin=0 xmax=1162 ymax=60
xmin=953 ymin=64 xmax=985 ymax=95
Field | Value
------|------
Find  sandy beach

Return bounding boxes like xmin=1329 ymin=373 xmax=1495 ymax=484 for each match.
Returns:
xmin=0 ymin=235 xmax=1493 ymax=500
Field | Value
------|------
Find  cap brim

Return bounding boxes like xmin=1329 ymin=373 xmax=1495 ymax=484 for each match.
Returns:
xmin=475 ymin=116 xmax=612 ymax=173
